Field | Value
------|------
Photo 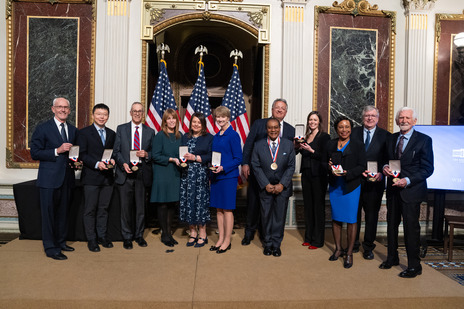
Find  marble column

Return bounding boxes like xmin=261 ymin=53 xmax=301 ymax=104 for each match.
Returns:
xmin=403 ymin=0 xmax=435 ymax=124
xmin=100 ymin=0 xmax=131 ymax=130
xmin=281 ymin=0 xmax=307 ymax=125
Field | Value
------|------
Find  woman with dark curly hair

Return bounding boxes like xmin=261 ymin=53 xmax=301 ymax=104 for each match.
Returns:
xmin=325 ymin=116 xmax=366 ymax=268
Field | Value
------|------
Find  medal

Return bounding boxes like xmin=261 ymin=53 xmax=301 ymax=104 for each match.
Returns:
xmin=268 ymin=137 xmax=280 ymax=171
xmin=392 ymin=170 xmax=400 ymax=183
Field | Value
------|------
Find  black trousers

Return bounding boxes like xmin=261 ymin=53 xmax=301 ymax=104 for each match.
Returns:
xmin=386 ymin=193 xmax=421 ymax=268
xmin=259 ymin=190 xmax=289 ymax=249
xmin=39 ymin=182 xmax=72 ymax=256
xmin=301 ymin=170 xmax=327 ymax=247
xmin=355 ymin=181 xmax=384 ymax=251
xmin=83 ymin=184 xmax=113 ymax=241
xmin=244 ymin=173 xmax=261 ymax=238
xmin=117 ymin=173 xmax=146 ymax=240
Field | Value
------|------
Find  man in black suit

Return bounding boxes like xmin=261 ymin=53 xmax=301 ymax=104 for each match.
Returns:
xmin=77 ymin=103 xmax=116 ymax=252
xmin=30 ymin=97 xmax=77 ymax=260
xmin=380 ymin=107 xmax=434 ymax=278
xmin=251 ymin=118 xmax=295 ymax=257
xmin=241 ymin=98 xmax=295 ymax=245
xmin=352 ymin=106 xmax=391 ymax=260
xmin=114 ymin=102 xmax=155 ymax=249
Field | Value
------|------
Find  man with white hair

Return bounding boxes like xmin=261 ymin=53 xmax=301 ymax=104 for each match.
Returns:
xmin=380 ymin=107 xmax=434 ymax=278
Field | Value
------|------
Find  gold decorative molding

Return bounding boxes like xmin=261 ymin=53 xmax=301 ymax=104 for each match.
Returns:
xmin=263 ymin=45 xmax=269 ymax=118
xmin=435 ymin=11 xmax=464 ymax=43
xmin=141 ymin=0 xmax=271 ymax=44
xmin=402 ymin=0 xmax=436 ymax=11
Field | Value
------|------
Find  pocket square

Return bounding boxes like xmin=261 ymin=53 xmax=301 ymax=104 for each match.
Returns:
xmin=283 ymin=153 xmax=287 ymax=156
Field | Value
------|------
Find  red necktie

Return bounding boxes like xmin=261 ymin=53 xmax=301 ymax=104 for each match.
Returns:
xmin=134 ymin=126 xmax=140 ymax=150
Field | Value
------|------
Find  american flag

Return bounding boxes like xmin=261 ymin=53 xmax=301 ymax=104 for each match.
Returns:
xmin=146 ymin=60 xmax=182 ymax=133
xmin=221 ymin=64 xmax=250 ymax=148
xmin=182 ymin=62 xmax=218 ymax=134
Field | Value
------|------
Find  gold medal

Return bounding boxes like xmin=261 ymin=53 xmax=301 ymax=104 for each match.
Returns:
xmin=106 ymin=163 xmax=114 ymax=169
xmin=180 ymin=163 xmax=187 ymax=168
xmin=271 ymin=162 xmax=278 ymax=170
xmin=392 ymin=178 xmax=399 ymax=183
xmin=131 ymin=165 xmax=139 ymax=172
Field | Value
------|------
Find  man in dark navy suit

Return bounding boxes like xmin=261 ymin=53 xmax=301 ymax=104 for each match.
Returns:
xmin=114 ymin=102 xmax=154 ymax=250
xmin=352 ymin=105 xmax=390 ymax=260
xmin=30 ymin=97 xmax=78 ymax=260
xmin=380 ymin=107 xmax=434 ymax=278
xmin=251 ymin=118 xmax=295 ymax=256
xmin=241 ymin=98 xmax=295 ymax=245
xmin=77 ymin=103 xmax=116 ymax=252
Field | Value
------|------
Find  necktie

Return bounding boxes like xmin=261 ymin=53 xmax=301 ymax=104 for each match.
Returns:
xmin=365 ymin=130 xmax=371 ymax=151
xmin=396 ymin=135 xmax=405 ymax=159
xmin=134 ymin=126 xmax=140 ymax=150
xmin=99 ymin=129 xmax=105 ymax=146
xmin=272 ymin=141 xmax=277 ymax=153
xmin=60 ymin=123 xmax=68 ymax=142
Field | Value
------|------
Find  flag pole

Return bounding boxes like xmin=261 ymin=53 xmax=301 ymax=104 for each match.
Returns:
xmin=194 ymin=45 xmax=208 ymax=76
xmin=230 ymin=49 xmax=243 ymax=68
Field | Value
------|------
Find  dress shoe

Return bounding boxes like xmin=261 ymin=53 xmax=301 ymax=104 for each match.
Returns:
xmin=87 ymin=240 xmax=100 ymax=252
xmin=209 ymin=245 xmax=220 ymax=251
xmin=47 ymin=252 xmax=67 ymax=260
xmin=363 ymin=250 xmax=374 ymax=260
xmin=308 ymin=245 xmax=319 ymax=250
xmin=399 ymin=266 xmax=422 ymax=278
xmin=302 ymin=242 xmax=310 ymax=246
xmin=216 ymin=243 xmax=231 ymax=254
xmin=194 ymin=237 xmax=208 ymax=248
xmin=98 ymin=237 xmax=113 ymax=248
xmin=344 ymin=254 xmax=353 ymax=269
xmin=273 ymin=248 xmax=282 ymax=257
xmin=263 ymin=247 xmax=273 ymax=256
xmin=162 ymin=239 xmax=174 ymax=247
xmin=135 ymin=238 xmax=148 ymax=247
xmin=328 ymin=249 xmax=344 ymax=261
xmin=170 ymin=237 xmax=179 ymax=245
xmin=379 ymin=260 xmax=400 ymax=269
xmin=61 ymin=245 xmax=75 ymax=252
xmin=123 ymin=239 xmax=133 ymax=250
xmin=186 ymin=236 xmax=197 ymax=247
xmin=352 ymin=246 xmax=359 ymax=253
xmin=241 ymin=236 xmax=253 ymax=246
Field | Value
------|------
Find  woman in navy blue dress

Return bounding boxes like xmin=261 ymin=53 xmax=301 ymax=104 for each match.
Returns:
xmin=326 ymin=116 xmax=366 ymax=268
xmin=209 ymin=106 xmax=242 ymax=254
xmin=179 ymin=113 xmax=213 ymax=247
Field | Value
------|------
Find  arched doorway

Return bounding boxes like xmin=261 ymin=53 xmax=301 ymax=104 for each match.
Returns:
xmin=142 ymin=15 xmax=269 ymax=123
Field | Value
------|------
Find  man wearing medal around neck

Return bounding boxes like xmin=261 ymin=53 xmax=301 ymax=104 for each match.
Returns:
xmin=381 ymin=107 xmax=434 ymax=278
xmin=251 ymin=118 xmax=295 ymax=257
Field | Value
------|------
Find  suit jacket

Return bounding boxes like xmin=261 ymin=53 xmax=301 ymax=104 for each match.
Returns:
xmin=113 ymin=122 xmax=155 ymax=186
xmin=386 ymin=130 xmax=434 ymax=203
xmin=298 ymin=131 xmax=330 ymax=176
xmin=30 ymin=118 xmax=77 ymax=189
xmin=76 ymin=124 xmax=116 ymax=186
xmin=211 ymin=126 xmax=243 ymax=180
xmin=251 ymin=137 xmax=296 ymax=197
xmin=242 ymin=118 xmax=295 ymax=166
xmin=326 ymin=138 xmax=366 ymax=194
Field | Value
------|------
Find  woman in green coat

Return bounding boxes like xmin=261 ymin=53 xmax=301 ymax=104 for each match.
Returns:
xmin=150 ymin=108 xmax=182 ymax=247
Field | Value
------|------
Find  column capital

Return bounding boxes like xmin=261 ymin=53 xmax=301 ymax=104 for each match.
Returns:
xmin=281 ymin=0 xmax=307 ymax=6
xmin=403 ymin=0 xmax=436 ymax=14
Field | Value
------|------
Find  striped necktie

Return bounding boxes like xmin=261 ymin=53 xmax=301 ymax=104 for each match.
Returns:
xmin=99 ymin=129 xmax=105 ymax=146
xmin=134 ymin=126 xmax=140 ymax=150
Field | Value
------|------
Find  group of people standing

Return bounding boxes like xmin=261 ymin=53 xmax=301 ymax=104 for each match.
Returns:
xmin=31 ymin=97 xmax=433 ymax=279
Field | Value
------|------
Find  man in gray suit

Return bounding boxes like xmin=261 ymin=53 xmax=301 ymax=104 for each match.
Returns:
xmin=251 ymin=118 xmax=295 ymax=257
xmin=114 ymin=102 xmax=155 ymax=249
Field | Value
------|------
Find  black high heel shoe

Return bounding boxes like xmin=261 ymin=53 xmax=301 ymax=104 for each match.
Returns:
xmin=209 ymin=245 xmax=220 ymax=251
xmin=186 ymin=236 xmax=197 ymax=247
xmin=194 ymin=237 xmax=208 ymax=248
xmin=328 ymin=249 xmax=344 ymax=261
xmin=216 ymin=243 xmax=231 ymax=254
xmin=344 ymin=254 xmax=353 ymax=268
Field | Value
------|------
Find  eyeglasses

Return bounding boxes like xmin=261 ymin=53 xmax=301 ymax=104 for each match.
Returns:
xmin=131 ymin=110 xmax=143 ymax=114
xmin=54 ymin=105 xmax=70 ymax=110
xmin=363 ymin=114 xmax=378 ymax=119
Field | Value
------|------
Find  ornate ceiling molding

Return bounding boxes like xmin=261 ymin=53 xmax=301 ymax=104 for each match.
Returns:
xmin=141 ymin=0 xmax=271 ymax=44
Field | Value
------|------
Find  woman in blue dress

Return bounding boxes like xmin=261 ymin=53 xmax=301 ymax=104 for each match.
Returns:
xmin=326 ymin=116 xmax=366 ymax=268
xmin=151 ymin=108 xmax=182 ymax=247
xmin=179 ymin=113 xmax=213 ymax=247
xmin=209 ymin=106 xmax=243 ymax=254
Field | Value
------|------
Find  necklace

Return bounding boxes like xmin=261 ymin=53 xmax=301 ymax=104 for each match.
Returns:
xmin=338 ymin=139 xmax=349 ymax=149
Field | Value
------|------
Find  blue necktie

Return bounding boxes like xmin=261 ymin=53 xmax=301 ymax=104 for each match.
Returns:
xmin=365 ymin=130 xmax=371 ymax=151
xmin=99 ymin=129 xmax=105 ymax=146
xmin=60 ymin=123 xmax=68 ymax=142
